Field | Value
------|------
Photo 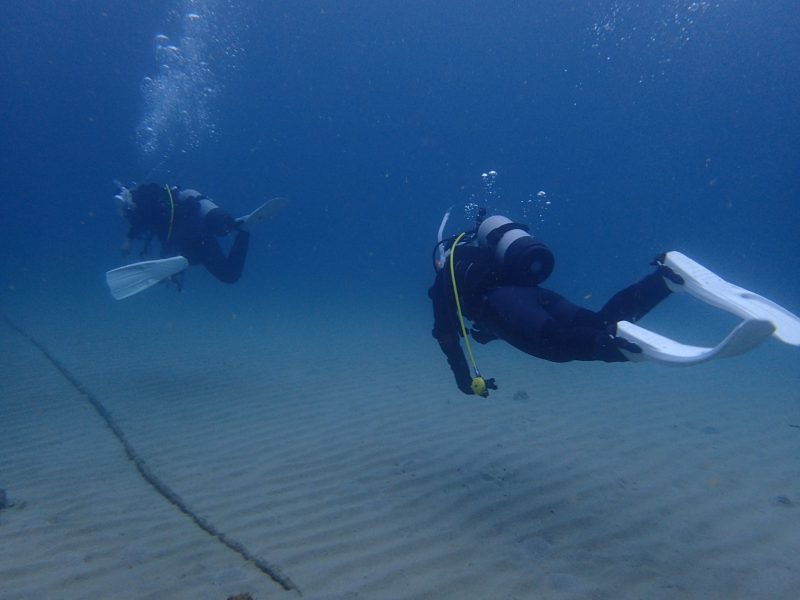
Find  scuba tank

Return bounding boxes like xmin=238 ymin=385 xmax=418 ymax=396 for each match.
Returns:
xmin=476 ymin=215 xmax=554 ymax=284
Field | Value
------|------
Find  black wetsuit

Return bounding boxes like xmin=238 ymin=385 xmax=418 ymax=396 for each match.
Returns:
xmin=125 ymin=183 xmax=249 ymax=283
xmin=429 ymin=243 xmax=671 ymax=394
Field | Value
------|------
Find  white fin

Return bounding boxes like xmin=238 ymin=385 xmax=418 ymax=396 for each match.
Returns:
xmin=237 ymin=196 xmax=289 ymax=231
xmin=105 ymin=256 xmax=189 ymax=300
xmin=664 ymin=251 xmax=800 ymax=345
xmin=617 ymin=319 xmax=775 ymax=365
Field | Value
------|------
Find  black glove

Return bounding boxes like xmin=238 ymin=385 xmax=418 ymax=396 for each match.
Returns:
xmin=471 ymin=376 xmax=498 ymax=398
xmin=471 ymin=326 xmax=498 ymax=345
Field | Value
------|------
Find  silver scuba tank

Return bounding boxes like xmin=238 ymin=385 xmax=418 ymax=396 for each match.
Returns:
xmin=477 ymin=215 xmax=554 ymax=284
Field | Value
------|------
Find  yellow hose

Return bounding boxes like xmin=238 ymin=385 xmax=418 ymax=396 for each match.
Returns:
xmin=449 ymin=232 xmax=481 ymax=379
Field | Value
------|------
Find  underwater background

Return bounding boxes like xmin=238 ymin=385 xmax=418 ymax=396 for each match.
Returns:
xmin=2 ymin=3 xmax=800 ymax=599
xmin=1 ymin=0 xmax=798 ymax=313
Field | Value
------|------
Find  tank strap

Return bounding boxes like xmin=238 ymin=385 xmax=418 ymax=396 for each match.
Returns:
xmin=485 ymin=221 xmax=528 ymax=246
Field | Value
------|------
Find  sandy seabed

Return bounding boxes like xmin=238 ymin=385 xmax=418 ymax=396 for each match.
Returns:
xmin=1 ymin=287 xmax=799 ymax=600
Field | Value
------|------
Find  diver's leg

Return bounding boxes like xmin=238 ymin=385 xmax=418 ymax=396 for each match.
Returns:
xmin=199 ymin=232 xmax=250 ymax=283
xmin=482 ymin=287 xmax=550 ymax=353
xmin=598 ymin=270 xmax=671 ymax=326
xmin=225 ymin=231 xmax=250 ymax=280
xmin=484 ymin=287 xmax=627 ymax=362
xmin=204 ymin=208 xmax=238 ymax=236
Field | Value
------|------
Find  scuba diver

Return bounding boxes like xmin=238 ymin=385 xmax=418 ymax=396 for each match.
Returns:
xmin=430 ymin=208 xmax=800 ymax=397
xmin=106 ymin=182 xmax=287 ymax=300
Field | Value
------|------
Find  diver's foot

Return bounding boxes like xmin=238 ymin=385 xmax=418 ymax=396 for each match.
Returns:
xmin=613 ymin=336 xmax=642 ymax=354
xmin=594 ymin=331 xmax=642 ymax=360
xmin=652 ymin=253 xmax=685 ymax=286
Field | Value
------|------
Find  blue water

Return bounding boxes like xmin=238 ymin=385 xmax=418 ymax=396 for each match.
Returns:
xmin=2 ymin=4 xmax=800 ymax=597
xmin=1 ymin=0 xmax=798 ymax=317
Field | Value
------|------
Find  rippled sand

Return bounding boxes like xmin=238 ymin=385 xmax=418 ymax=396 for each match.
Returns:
xmin=2 ymin=293 xmax=798 ymax=599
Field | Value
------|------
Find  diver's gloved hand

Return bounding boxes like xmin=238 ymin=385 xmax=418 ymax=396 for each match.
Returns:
xmin=651 ymin=253 xmax=685 ymax=286
xmin=470 ymin=326 xmax=497 ymax=345
xmin=457 ymin=380 xmax=475 ymax=395
xmin=470 ymin=376 xmax=498 ymax=398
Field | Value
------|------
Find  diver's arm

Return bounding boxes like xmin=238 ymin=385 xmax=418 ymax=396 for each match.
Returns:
xmin=438 ymin=336 xmax=474 ymax=394
xmin=120 ymin=219 xmax=142 ymax=255
xmin=123 ymin=224 xmax=155 ymax=258
xmin=429 ymin=272 xmax=474 ymax=395
xmin=121 ymin=223 xmax=142 ymax=256
xmin=126 ymin=218 xmax=148 ymax=244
